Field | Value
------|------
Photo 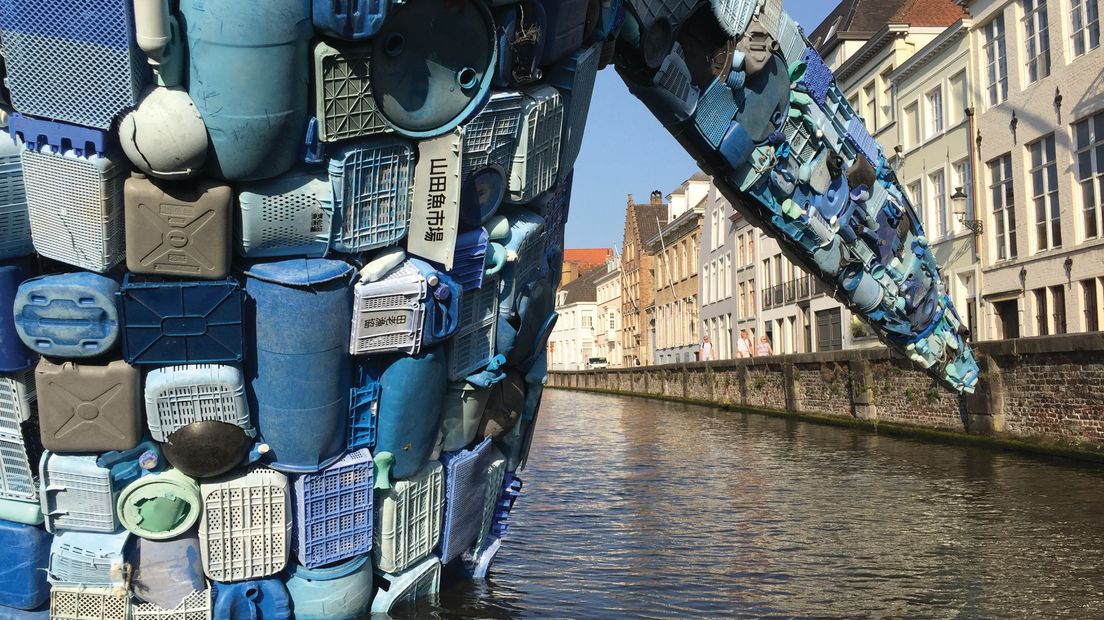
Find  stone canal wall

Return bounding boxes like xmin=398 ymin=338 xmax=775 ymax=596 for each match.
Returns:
xmin=547 ymin=334 xmax=1104 ymax=460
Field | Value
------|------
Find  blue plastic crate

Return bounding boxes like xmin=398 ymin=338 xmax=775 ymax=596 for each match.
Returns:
xmin=39 ymin=446 xmax=150 ymax=534
xmin=348 ymin=363 xmax=381 ymax=451
xmin=546 ymin=43 xmax=600 ymax=184
xmin=7 ymin=114 xmax=108 ymax=157
xmin=449 ymin=228 xmax=489 ymax=292
xmin=438 ymin=437 xmax=495 ymax=563
xmin=497 ymin=208 xmax=547 ymax=317
xmin=461 ymin=92 xmax=525 ymax=186
xmin=13 ymin=272 xmax=120 ymax=359
xmin=0 ymin=519 xmax=51 ymax=611
xmin=312 ymin=0 xmax=394 ymax=40
xmin=447 ymin=275 xmax=500 ymax=381
xmin=237 ymin=169 xmax=334 ymax=259
xmin=292 ymin=449 xmax=373 ymax=569
xmin=118 ymin=277 xmax=244 ymax=365
xmin=0 ymin=134 xmax=32 ymax=260
xmin=211 ymin=580 xmax=290 ymax=620
xmin=534 ymin=173 xmax=572 ymax=254
xmin=47 ymin=530 xmax=129 ymax=587
xmin=800 ymin=47 xmax=833 ymax=106
xmin=847 ymin=115 xmax=882 ymax=167
xmin=368 ymin=555 xmax=440 ymax=615
xmin=490 ymin=474 xmax=523 ymax=539
xmin=0 ymin=0 xmax=149 ymax=129
xmin=693 ymin=80 xmax=738 ymax=148
xmin=328 ymin=139 xmax=415 ymax=253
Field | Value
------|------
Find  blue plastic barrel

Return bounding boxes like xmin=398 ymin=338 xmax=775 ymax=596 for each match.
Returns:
xmin=284 ymin=555 xmax=373 ymax=620
xmin=179 ymin=0 xmax=311 ymax=181
xmin=0 ymin=258 xmax=36 ymax=372
xmin=375 ymin=349 xmax=447 ymax=481
xmin=212 ymin=579 xmax=291 ymax=620
xmin=0 ymin=520 xmax=51 ymax=610
xmin=245 ymin=258 xmax=355 ymax=473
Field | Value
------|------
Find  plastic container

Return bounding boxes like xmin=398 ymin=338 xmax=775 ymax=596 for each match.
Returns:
xmin=118 ymin=277 xmax=245 ymax=365
xmin=116 ymin=468 xmax=201 ymax=540
xmin=0 ymin=133 xmax=32 ymax=260
xmin=350 ymin=261 xmax=426 ymax=357
xmin=313 ymin=42 xmax=390 ymax=142
xmin=0 ymin=370 xmax=39 ymax=503
xmin=284 ymin=555 xmax=373 ymax=620
xmin=438 ymin=437 xmax=495 ymax=563
xmin=694 ymin=79 xmax=739 ymax=148
xmin=291 ymin=449 xmax=373 ymax=568
xmin=0 ymin=259 xmax=37 ymax=373
xmin=144 ymin=365 xmax=253 ymax=443
xmin=450 ymin=228 xmax=489 ymax=291
xmin=211 ymin=579 xmax=290 ymax=620
xmin=237 ymin=169 xmax=333 ymax=259
xmin=124 ymin=174 xmax=233 ymax=279
xmin=847 ymin=115 xmax=881 ymax=167
xmin=348 ymin=362 xmax=381 ymax=451
xmin=22 ymin=147 xmax=126 ymax=273
xmin=313 ymin=0 xmax=393 ymax=40
xmin=374 ymin=351 xmax=447 ymax=482
xmin=546 ymin=43 xmax=600 ymax=183
xmin=0 ymin=520 xmax=50 ymax=610
xmin=35 ymin=358 xmax=141 ymax=453
xmin=0 ymin=0 xmax=149 ymax=129
xmin=459 ymin=167 xmax=506 ymax=229
xmin=49 ymin=586 xmax=130 ymax=620
xmin=370 ymin=555 xmax=441 ymax=615
xmin=506 ymin=86 xmax=563 ymax=203
xmin=39 ymin=449 xmax=138 ymax=533
xmin=475 ymin=450 xmax=508 ymax=552
xmin=180 ymin=0 xmax=311 ymax=181
xmin=441 ymin=383 xmax=491 ymax=453
xmin=198 ymin=467 xmax=291 ymax=582
xmin=497 ymin=208 xmax=547 ymax=317
xmin=328 ymin=139 xmax=415 ymax=253
xmin=374 ymin=461 xmax=444 ymax=574
xmin=461 ymin=93 xmax=525 ymax=189
xmin=47 ymin=530 xmax=129 ymax=586
xmin=538 ymin=0 xmax=589 ymax=64
xmin=244 ymin=258 xmax=353 ymax=473
xmin=447 ymin=274 xmax=500 ymax=380
xmin=712 ymin=0 xmax=760 ymax=37
xmin=118 ymin=87 xmax=209 ymax=180
xmin=6 ymin=115 xmax=109 ymax=157
xmin=132 ymin=589 xmax=212 ymax=620
xmin=368 ymin=0 xmax=496 ymax=138
xmin=0 ymin=498 xmax=45 ymax=526
xmin=13 ymin=273 xmax=120 ymax=359
xmin=131 ymin=535 xmax=206 ymax=610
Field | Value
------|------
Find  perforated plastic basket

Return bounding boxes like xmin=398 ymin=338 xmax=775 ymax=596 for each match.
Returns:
xmin=775 ymin=11 xmax=807 ymax=63
xmin=49 ymin=586 xmax=131 ymax=620
xmin=237 ymin=169 xmax=334 ymax=259
xmin=348 ymin=363 xmax=381 ymax=451
xmin=328 ymin=139 xmax=415 ymax=253
xmin=447 ymin=274 xmax=499 ymax=380
xmin=350 ymin=261 xmax=426 ymax=356
xmin=507 ymin=86 xmax=563 ymax=203
xmin=475 ymin=450 xmax=507 ymax=552
xmin=0 ymin=0 xmax=149 ymax=129
xmin=47 ymin=530 xmax=129 ymax=587
xmin=0 ymin=369 xmax=35 ymax=434
xmin=374 ymin=461 xmax=444 ymax=574
xmin=461 ymin=92 xmax=524 ymax=183
xmin=292 ymin=449 xmax=373 ymax=568
xmin=369 ymin=555 xmax=441 ymax=615
xmin=711 ymin=0 xmax=760 ymax=37
xmin=198 ymin=467 xmax=291 ymax=582
xmin=0 ymin=370 xmax=38 ymax=503
xmin=39 ymin=453 xmax=116 ymax=533
xmin=132 ymin=589 xmax=212 ymax=620
xmin=313 ymin=42 xmax=390 ymax=142
xmin=694 ymin=80 xmax=738 ymax=148
xmin=0 ymin=134 xmax=32 ymax=260
xmin=119 ymin=277 xmax=245 ymax=365
xmin=21 ymin=147 xmax=125 ymax=273
xmin=438 ymin=437 xmax=495 ymax=563
xmin=144 ymin=365 xmax=253 ymax=442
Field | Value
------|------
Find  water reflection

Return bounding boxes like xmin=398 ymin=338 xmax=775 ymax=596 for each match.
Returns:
xmin=401 ymin=391 xmax=1104 ymax=619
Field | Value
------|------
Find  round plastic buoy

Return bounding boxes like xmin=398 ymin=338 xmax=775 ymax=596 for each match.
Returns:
xmin=118 ymin=87 xmax=207 ymax=179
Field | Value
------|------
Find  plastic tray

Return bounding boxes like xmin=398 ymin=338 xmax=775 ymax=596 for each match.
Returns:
xmin=47 ymin=530 xmax=129 ymax=587
xmin=0 ymin=134 xmax=32 ymax=260
xmin=546 ymin=43 xmax=599 ymax=182
xmin=292 ymin=449 xmax=374 ymax=568
xmin=438 ymin=437 xmax=495 ymax=563
xmin=328 ymin=139 xmax=415 ymax=253
xmin=369 ymin=555 xmax=441 ymax=615
xmin=694 ymin=79 xmax=739 ymax=148
xmin=132 ymin=589 xmax=212 ymax=620
xmin=49 ymin=586 xmax=130 ymax=620
xmin=36 ymin=358 xmax=141 ymax=453
xmin=374 ymin=461 xmax=444 ymax=574
xmin=313 ymin=42 xmax=390 ymax=142
xmin=0 ymin=519 xmax=51 ymax=611
xmin=507 ymin=85 xmax=563 ymax=203
xmin=447 ymin=275 xmax=500 ymax=380
xmin=350 ymin=261 xmax=426 ymax=356
xmin=144 ymin=365 xmax=253 ymax=442
xmin=13 ymin=272 xmax=120 ymax=359
xmin=21 ymin=147 xmax=126 ymax=273
xmin=198 ymin=467 xmax=291 ymax=582
xmin=237 ymin=169 xmax=333 ymax=259
xmin=119 ymin=277 xmax=245 ymax=365
xmin=348 ymin=363 xmax=381 ymax=451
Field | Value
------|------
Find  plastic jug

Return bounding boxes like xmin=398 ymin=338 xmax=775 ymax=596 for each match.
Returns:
xmin=211 ymin=579 xmax=291 ymax=620
xmin=0 ymin=520 xmax=50 ymax=610
xmin=245 ymin=258 xmax=354 ymax=473
xmin=131 ymin=534 xmax=206 ymax=609
xmin=14 ymin=272 xmax=120 ymax=359
xmin=0 ymin=259 xmax=36 ymax=372
xmin=35 ymin=358 xmax=141 ymax=453
xmin=179 ymin=0 xmax=311 ymax=181
xmin=284 ymin=555 xmax=373 ymax=620
xmin=375 ymin=349 xmax=447 ymax=481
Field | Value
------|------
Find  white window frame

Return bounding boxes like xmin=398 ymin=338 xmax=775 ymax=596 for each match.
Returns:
xmin=984 ymin=16 xmax=1009 ymax=106
xmin=929 ymin=170 xmax=948 ymax=238
xmin=948 ymin=71 xmax=968 ymax=126
xmin=1071 ymin=0 xmax=1101 ymax=58
xmin=989 ymin=153 xmax=1018 ymax=261
xmin=926 ymin=87 xmax=944 ymax=137
xmin=1075 ymin=111 xmax=1104 ymax=240
xmin=1022 ymin=0 xmax=1051 ymax=84
xmin=863 ymin=81 xmax=877 ymax=129
xmin=904 ymin=102 xmax=920 ymax=148
xmin=1029 ymin=134 xmax=1061 ymax=251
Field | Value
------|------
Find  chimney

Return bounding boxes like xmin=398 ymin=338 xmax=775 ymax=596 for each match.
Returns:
xmin=650 ymin=190 xmax=662 ymax=205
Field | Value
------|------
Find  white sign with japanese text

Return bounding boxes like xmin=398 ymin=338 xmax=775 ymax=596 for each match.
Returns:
xmin=409 ymin=128 xmax=463 ymax=270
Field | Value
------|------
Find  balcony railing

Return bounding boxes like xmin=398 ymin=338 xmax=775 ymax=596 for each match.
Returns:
xmin=761 ymin=275 xmax=833 ymax=310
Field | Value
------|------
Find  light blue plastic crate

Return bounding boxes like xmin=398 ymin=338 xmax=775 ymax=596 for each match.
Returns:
xmin=711 ymin=0 xmax=759 ymax=37
xmin=546 ymin=43 xmax=600 ymax=184
xmin=47 ymin=530 xmax=129 ymax=587
xmin=284 ymin=555 xmax=372 ymax=620
xmin=348 ymin=363 xmax=381 ymax=451
xmin=144 ymin=364 xmax=254 ymax=442
xmin=447 ymin=275 xmax=499 ymax=381
xmin=0 ymin=0 xmax=149 ymax=129
xmin=847 ymin=115 xmax=882 ymax=167
xmin=0 ymin=369 xmax=38 ymax=504
xmin=328 ymin=139 xmax=415 ymax=253
xmin=694 ymin=79 xmax=738 ymax=148
xmin=461 ymin=92 xmax=525 ymax=184
xmin=0 ymin=135 xmax=32 ymax=260
xmin=498 ymin=208 xmax=547 ymax=317
xmin=237 ymin=169 xmax=334 ymax=259
xmin=39 ymin=453 xmax=116 ymax=534
xmin=292 ymin=449 xmax=374 ymax=569
xmin=369 ymin=555 xmax=440 ymax=615
xmin=438 ymin=437 xmax=495 ymax=563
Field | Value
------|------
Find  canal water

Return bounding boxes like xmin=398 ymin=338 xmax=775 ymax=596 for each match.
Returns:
xmin=419 ymin=390 xmax=1104 ymax=619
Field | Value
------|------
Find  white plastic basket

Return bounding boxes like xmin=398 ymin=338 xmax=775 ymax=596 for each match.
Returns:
xmin=462 ymin=92 xmax=525 ymax=183
xmin=507 ymin=86 xmax=563 ymax=203
xmin=0 ymin=134 xmax=33 ymax=260
xmin=237 ymin=169 xmax=334 ymax=259
xmin=47 ymin=530 xmax=130 ymax=587
xmin=144 ymin=365 xmax=253 ymax=442
xmin=350 ymin=262 xmax=427 ymax=356
xmin=374 ymin=461 xmax=444 ymax=574
xmin=198 ymin=467 xmax=291 ymax=582
xmin=49 ymin=585 xmax=131 ymax=620
xmin=40 ymin=453 xmax=116 ymax=534
xmin=132 ymin=589 xmax=213 ymax=620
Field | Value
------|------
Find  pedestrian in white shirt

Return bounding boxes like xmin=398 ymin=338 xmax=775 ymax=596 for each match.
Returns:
xmin=701 ymin=335 xmax=713 ymax=361
xmin=737 ymin=329 xmax=753 ymax=358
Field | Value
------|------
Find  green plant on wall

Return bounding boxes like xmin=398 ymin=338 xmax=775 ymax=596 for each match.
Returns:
xmin=925 ymin=387 xmax=940 ymax=404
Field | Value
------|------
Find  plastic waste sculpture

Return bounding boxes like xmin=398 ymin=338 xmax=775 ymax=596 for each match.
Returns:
xmin=0 ymin=0 xmax=978 ymax=616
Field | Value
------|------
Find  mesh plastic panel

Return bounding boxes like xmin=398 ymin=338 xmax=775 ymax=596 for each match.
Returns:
xmin=631 ymin=0 xmax=698 ymax=27
xmin=22 ymin=148 xmax=125 ymax=273
xmin=144 ymin=365 xmax=252 ymax=442
xmin=374 ymin=461 xmax=444 ymax=574
xmin=694 ymin=81 xmax=738 ymax=148
xmin=847 ymin=115 xmax=881 ymax=166
xmin=439 ymin=438 xmax=494 ymax=563
xmin=461 ymin=92 xmax=524 ymax=183
xmin=132 ymin=589 xmax=212 ymax=620
xmin=450 ymin=228 xmax=488 ymax=292
xmin=329 ymin=140 xmax=415 ymax=253
xmin=315 ymin=42 xmax=390 ymax=142
xmin=0 ymin=369 xmax=34 ymax=434
xmin=48 ymin=531 xmax=129 ymax=586
xmin=0 ymin=11 xmax=147 ymax=129
xmin=0 ymin=141 xmax=33 ymax=259
xmin=775 ymin=12 xmax=807 ymax=63
xmin=475 ymin=454 xmax=508 ymax=552
xmin=292 ymin=449 xmax=373 ymax=568
xmin=351 ymin=262 xmax=426 ymax=355
xmin=509 ymin=86 xmax=563 ymax=202
xmin=800 ymin=48 xmax=833 ymax=106
xmin=40 ymin=453 xmax=116 ymax=533
xmin=655 ymin=44 xmax=695 ymax=112
xmin=447 ymin=275 xmax=499 ymax=380
xmin=49 ymin=586 xmax=130 ymax=620
xmin=0 ymin=369 xmax=38 ymax=504
xmin=348 ymin=363 xmax=381 ymax=451
xmin=238 ymin=170 xmax=333 ymax=258
xmin=540 ymin=175 xmax=573 ymax=254
xmin=199 ymin=467 xmax=290 ymax=582
xmin=784 ymin=115 xmax=819 ymax=165
xmin=823 ymin=84 xmax=858 ymax=162
xmin=712 ymin=0 xmax=760 ymax=37
xmin=549 ymin=44 xmax=599 ymax=184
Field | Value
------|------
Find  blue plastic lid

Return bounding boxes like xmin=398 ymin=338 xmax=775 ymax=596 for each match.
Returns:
xmin=244 ymin=258 xmax=355 ymax=287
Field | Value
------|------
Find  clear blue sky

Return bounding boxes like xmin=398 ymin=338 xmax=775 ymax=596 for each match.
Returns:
xmin=565 ymin=2 xmax=836 ymax=250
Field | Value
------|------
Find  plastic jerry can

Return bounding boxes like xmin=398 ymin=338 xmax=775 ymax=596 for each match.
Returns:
xmin=118 ymin=277 xmax=245 ymax=365
xmin=291 ymin=449 xmax=374 ymax=569
xmin=374 ymin=462 xmax=444 ymax=574
xmin=116 ymin=468 xmax=202 ymax=540
xmin=408 ymin=258 xmax=462 ymax=349
xmin=198 ymin=467 xmax=291 ymax=582
xmin=179 ymin=0 xmax=311 ymax=181
xmin=440 ymin=382 xmax=492 ymax=453
xmin=123 ymin=174 xmax=233 ymax=279
xmin=211 ymin=579 xmax=291 ymax=620
xmin=0 ymin=520 xmax=50 ymax=611
xmin=13 ymin=272 xmax=120 ymax=359
xmin=46 ymin=530 xmax=129 ymax=587
xmin=438 ymin=437 xmax=495 ymax=563
xmin=283 ymin=555 xmax=373 ymax=620
xmin=244 ymin=258 xmax=354 ymax=473
xmin=313 ymin=0 xmax=394 ymax=40
xmin=0 ymin=132 xmax=33 ymax=260
xmin=237 ymin=169 xmax=334 ymax=259
xmin=35 ymin=358 xmax=140 ymax=453
xmin=0 ymin=259 xmax=37 ymax=372
xmin=374 ymin=350 xmax=447 ymax=482
xmin=369 ymin=555 xmax=441 ymax=615
xmin=130 ymin=534 xmax=207 ymax=610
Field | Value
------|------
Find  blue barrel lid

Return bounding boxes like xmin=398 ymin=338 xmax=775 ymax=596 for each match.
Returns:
xmin=244 ymin=257 xmax=354 ymax=287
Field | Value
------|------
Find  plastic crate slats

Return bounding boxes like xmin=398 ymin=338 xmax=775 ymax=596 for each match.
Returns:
xmin=49 ymin=585 xmax=131 ymax=620
xmin=292 ymin=449 xmax=373 ymax=568
xmin=374 ymin=461 xmax=444 ymax=574
xmin=199 ymin=467 xmax=291 ymax=582
xmin=438 ymin=437 xmax=494 ymax=563
xmin=329 ymin=140 xmax=415 ymax=253
xmin=144 ymin=365 xmax=253 ymax=442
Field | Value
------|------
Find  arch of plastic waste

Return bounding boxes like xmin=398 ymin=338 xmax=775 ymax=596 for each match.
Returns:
xmin=0 ymin=0 xmax=978 ymax=616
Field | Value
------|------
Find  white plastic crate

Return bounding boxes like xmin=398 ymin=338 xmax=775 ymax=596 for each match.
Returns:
xmin=0 ymin=369 xmax=38 ymax=504
xmin=49 ymin=585 xmax=131 ymax=620
xmin=47 ymin=530 xmax=129 ymax=587
xmin=350 ymin=261 xmax=426 ymax=356
xmin=132 ymin=589 xmax=212 ymax=620
xmin=313 ymin=41 xmax=390 ymax=142
xmin=237 ymin=169 xmax=334 ymax=259
xmin=775 ymin=11 xmax=807 ymax=63
xmin=39 ymin=453 xmax=116 ymax=534
xmin=0 ymin=369 xmax=35 ymax=433
xmin=144 ymin=365 xmax=253 ymax=442
xmin=498 ymin=208 xmax=547 ymax=317
xmin=461 ymin=92 xmax=524 ymax=183
xmin=370 ymin=555 xmax=441 ymax=615
xmin=22 ymin=147 xmax=125 ymax=272
xmin=507 ymin=86 xmax=563 ymax=203
xmin=0 ymin=134 xmax=33 ymax=259
xmin=447 ymin=274 xmax=499 ymax=381
xmin=198 ymin=467 xmax=291 ymax=582
xmin=374 ymin=461 xmax=444 ymax=574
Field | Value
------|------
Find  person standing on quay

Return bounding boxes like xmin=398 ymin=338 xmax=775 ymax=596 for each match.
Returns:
xmin=757 ymin=335 xmax=774 ymax=357
xmin=701 ymin=335 xmax=714 ymax=361
xmin=737 ymin=329 xmax=754 ymax=358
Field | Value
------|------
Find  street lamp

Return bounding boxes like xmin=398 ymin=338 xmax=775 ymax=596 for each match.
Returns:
xmin=951 ymin=186 xmax=983 ymax=235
